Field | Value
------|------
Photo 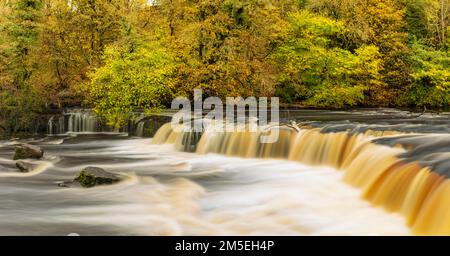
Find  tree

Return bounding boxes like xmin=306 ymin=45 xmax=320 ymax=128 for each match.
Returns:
xmin=36 ymin=0 xmax=145 ymax=108
xmin=1 ymin=0 xmax=450 ymax=138
xmin=85 ymin=41 xmax=176 ymax=128
xmin=154 ymin=0 xmax=289 ymax=99
xmin=272 ymin=10 xmax=383 ymax=108
xmin=400 ymin=40 xmax=450 ymax=109
xmin=307 ymin=0 xmax=409 ymax=106
xmin=0 ymin=0 xmax=45 ymax=136
xmin=406 ymin=0 xmax=449 ymax=48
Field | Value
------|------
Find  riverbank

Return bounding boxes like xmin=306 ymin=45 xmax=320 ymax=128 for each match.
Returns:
xmin=2 ymin=107 xmax=450 ymax=140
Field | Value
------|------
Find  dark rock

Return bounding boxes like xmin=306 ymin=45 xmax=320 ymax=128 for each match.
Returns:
xmin=13 ymin=144 xmax=44 ymax=160
xmin=15 ymin=161 xmax=36 ymax=172
xmin=74 ymin=166 xmax=121 ymax=188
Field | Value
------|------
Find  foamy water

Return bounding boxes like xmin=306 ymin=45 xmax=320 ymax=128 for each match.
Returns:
xmin=0 ymin=135 xmax=410 ymax=235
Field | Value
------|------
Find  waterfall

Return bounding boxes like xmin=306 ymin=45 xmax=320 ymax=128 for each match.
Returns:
xmin=58 ymin=115 xmax=64 ymax=134
xmin=152 ymin=121 xmax=450 ymax=235
xmin=152 ymin=123 xmax=173 ymax=144
xmin=68 ymin=114 xmax=73 ymax=132
xmin=134 ymin=113 xmax=146 ymax=137
xmin=152 ymin=122 xmax=202 ymax=152
xmin=48 ymin=115 xmax=66 ymax=135
xmin=135 ymin=122 xmax=145 ymax=137
xmin=47 ymin=116 xmax=54 ymax=135
xmin=47 ymin=109 xmax=99 ymax=135
xmin=47 ymin=109 xmax=171 ymax=136
xmin=68 ymin=109 xmax=97 ymax=133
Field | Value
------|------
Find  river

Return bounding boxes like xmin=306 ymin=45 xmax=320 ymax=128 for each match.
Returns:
xmin=0 ymin=109 xmax=449 ymax=235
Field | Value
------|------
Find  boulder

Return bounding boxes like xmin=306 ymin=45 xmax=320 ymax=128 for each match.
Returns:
xmin=13 ymin=144 xmax=44 ymax=160
xmin=15 ymin=161 xmax=36 ymax=172
xmin=74 ymin=166 xmax=121 ymax=188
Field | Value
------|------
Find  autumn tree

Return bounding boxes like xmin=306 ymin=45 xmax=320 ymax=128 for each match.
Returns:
xmin=272 ymin=10 xmax=383 ymax=107
xmin=0 ymin=0 xmax=45 ymax=135
xmin=155 ymin=0 xmax=288 ymax=98
xmin=36 ymin=0 xmax=147 ymax=108
xmin=406 ymin=0 xmax=449 ymax=48
xmin=0 ymin=0 xmax=449 ymax=136
xmin=307 ymin=0 xmax=409 ymax=105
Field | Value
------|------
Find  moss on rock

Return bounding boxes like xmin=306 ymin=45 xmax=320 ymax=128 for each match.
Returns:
xmin=74 ymin=166 xmax=120 ymax=188
xmin=13 ymin=144 xmax=44 ymax=160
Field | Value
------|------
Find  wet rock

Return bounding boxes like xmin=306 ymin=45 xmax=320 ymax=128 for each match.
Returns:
xmin=15 ymin=161 xmax=36 ymax=172
xmin=74 ymin=166 xmax=121 ymax=188
xmin=13 ymin=144 xmax=44 ymax=160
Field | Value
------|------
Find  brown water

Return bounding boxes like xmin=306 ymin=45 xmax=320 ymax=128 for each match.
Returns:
xmin=153 ymin=111 xmax=450 ymax=235
xmin=0 ymin=109 xmax=448 ymax=235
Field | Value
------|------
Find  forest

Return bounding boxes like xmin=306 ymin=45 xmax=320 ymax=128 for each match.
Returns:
xmin=0 ymin=0 xmax=449 ymax=136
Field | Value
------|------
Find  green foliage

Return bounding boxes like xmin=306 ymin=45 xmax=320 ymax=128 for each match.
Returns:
xmin=36 ymin=0 xmax=145 ymax=106
xmin=0 ymin=87 xmax=43 ymax=134
xmin=406 ymin=0 xmax=430 ymax=40
xmin=307 ymin=86 xmax=366 ymax=108
xmin=307 ymin=0 xmax=409 ymax=105
xmin=161 ymin=0 xmax=283 ymax=98
xmin=406 ymin=0 xmax=450 ymax=48
xmin=400 ymin=41 xmax=450 ymax=108
xmin=0 ymin=0 xmax=150 ymax=136
xmin=0 ymin=0 xmax=450 ymax=136
xmin=85 ymin=41 xmax=176 ymax=128
xmin=0 ymin=0 xmax=45 ymax=136
xmin=272 ymin=11 xmax=383 ymax=108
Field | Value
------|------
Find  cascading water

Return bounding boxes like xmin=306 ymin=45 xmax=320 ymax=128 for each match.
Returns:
xmin=47 ymin=116 xmax=54 ymax=135
xmin=47 ymin=109 xmax=172 ymax=136
xmin=47 ymin=109 xmax=100 ymax=135
xmin=152 ymin=121 xmax=450 ymax=235
xmin=134 ymin=113 xmax=146 ymax=137
xmin=135 ymin=122 xmax=145 ymax=137
xmin=68 ymin=109 xmax=98 ymax=133
xmin=2 ymin=109 xmax=448 ymax=235
xmin=47 ymin=115 xmax=66 ymax=135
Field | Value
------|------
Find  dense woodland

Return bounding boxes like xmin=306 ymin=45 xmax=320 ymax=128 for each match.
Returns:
xmin=0 ymin=0 xmax=449 ymax=135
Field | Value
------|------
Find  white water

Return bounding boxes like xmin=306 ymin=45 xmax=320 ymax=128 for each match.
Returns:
xmin=48 ymin=109 xmax=99 ymax=135
xmin=0 ymin=135 xmax=409 ymax=235
xmin=135 ymin=122 xmax=145 ymax=137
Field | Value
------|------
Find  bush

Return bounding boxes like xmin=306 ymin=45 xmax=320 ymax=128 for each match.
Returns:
xmin=400 ymin=41 xmax=450 ymax=109
xmin=85 ymin=41 xmax=176 ymax=128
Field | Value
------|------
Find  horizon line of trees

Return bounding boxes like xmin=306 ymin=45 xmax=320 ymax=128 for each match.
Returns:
xmin=0 ymin=0 xmax=449 ymax=135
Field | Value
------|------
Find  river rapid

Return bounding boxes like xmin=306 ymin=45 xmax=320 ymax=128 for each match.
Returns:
xmin=1 ymin=109 xmax=449 ymax=235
